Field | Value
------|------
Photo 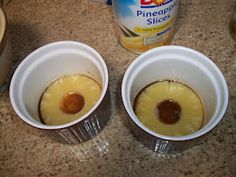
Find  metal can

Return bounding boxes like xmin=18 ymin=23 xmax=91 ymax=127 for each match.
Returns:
xmin=113 ymin=0 xmax=179 ymax=54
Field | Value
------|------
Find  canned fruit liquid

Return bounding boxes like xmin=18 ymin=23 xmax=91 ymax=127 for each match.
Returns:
xmin=113 ymin=0 xmax=179 ymax=53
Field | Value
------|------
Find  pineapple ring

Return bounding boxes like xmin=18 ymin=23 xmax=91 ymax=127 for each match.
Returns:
xmin=134 ymin=80 xmax=204 ymax=136
xmin=39 ymin=74 xmax=102 ymax=126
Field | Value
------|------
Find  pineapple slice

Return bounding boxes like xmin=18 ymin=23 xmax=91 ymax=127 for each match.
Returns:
xmin=134 ymin=80 xmax=204 ymax=136
xmin=39 ymin=74 xmax=102 ymax=126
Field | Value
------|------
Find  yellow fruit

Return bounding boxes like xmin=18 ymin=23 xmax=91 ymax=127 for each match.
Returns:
xmin=39 ymin=74 xmax=101 ymax=126
xmin=134 ymin=80 xmax=204 ymax=136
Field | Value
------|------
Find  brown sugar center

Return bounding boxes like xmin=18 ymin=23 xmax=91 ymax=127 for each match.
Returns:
xmin=60 ymin=92 xmax=85 ymax=114
xmin=157 ymin=99 xmax=181 ymax=124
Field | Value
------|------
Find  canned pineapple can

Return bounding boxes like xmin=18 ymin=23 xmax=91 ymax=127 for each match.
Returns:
xmin=113 ymin=0 xmax=179 ymax=53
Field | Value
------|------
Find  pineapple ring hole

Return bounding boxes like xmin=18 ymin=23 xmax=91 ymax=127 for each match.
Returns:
xmin=60 ymin=92 xmax=85 ymax=114
xmin=157 ymin=99 xmax=181 ymax=124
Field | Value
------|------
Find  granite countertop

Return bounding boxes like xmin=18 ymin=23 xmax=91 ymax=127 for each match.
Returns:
xmin=1 ymin=0 xmax=236 ymax=177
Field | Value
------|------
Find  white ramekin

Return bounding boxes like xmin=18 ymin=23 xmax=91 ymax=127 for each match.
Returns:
xmin=121 ymin=45 xmax=229 ymax=154
xmin=10 ymin=41 xmax=110 ymax=144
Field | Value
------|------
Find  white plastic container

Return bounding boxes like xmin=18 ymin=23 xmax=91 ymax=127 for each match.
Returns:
xmin=113 ymin=0 xmax=179 ymax=53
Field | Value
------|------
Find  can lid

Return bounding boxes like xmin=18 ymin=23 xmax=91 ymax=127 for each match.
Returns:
xmin=0 ymin=7 xmax=7 ymax=54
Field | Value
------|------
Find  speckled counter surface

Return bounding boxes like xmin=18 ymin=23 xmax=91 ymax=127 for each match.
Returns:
xmin=0 ymin=0 xmax=236 ymax=177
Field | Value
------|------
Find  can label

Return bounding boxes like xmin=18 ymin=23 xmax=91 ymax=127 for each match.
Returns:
xmin=113 ymin=0 xmax=179 ymax=53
